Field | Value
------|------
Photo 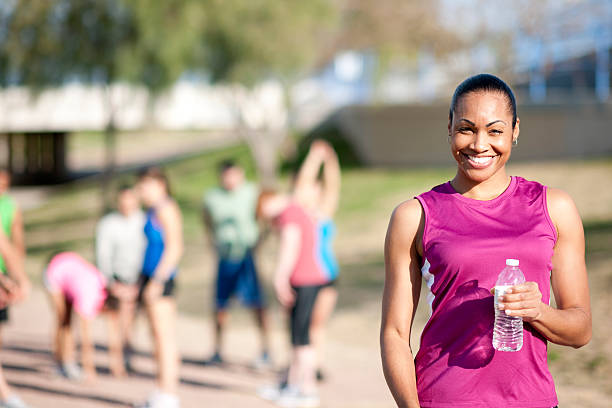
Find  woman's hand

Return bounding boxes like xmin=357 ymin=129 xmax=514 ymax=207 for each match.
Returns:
xmin=497 ymin=282 xmax=545 ymax=322
xmin=13 ymin=278 xmax=30 ymax=303
xmin=274 ymin=277 xmax=295 ymax=308
xmin=0 ymin=275 xmax=21 ymax=304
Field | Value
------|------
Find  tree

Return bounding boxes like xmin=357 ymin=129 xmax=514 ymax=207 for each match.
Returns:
xmin=0 ymin=0 xmax=204 ymax=203
xmin=196 ymin=0 xmax=335 ymax=187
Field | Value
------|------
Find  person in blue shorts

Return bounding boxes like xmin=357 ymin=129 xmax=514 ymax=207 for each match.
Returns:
xmin=202 ymin=160 xmax=270 ymax=367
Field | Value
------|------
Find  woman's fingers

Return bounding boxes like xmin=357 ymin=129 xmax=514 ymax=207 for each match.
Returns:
xmin=275 ymin=282 xmax=295 ymax=308
xmin=496 ymin=283 xmax=543 ymax=321
xmin=497 ymin=281 xmax=544 ymax=321
xmin=501 ymin=282 xmax=541 ymax=302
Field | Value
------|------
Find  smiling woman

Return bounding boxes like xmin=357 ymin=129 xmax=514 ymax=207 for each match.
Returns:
xmin=381 ymin=74 xmax=591 ymax=408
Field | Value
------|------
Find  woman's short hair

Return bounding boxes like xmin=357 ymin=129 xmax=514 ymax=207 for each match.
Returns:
xmin=256 ymin=190 xmax=277 ymax=220
xmin=137 ymin=166 xmax=171 ymax=196
xmin=450 ymin=73 xmax=517 ymax=128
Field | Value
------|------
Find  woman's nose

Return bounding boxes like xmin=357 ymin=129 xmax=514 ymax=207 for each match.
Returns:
xmin=471 ymin=130 xmax=489 ymax=152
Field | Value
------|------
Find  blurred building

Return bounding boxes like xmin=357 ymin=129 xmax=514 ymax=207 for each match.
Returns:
xmin=512 ymin=0 xmax=612 ymax=103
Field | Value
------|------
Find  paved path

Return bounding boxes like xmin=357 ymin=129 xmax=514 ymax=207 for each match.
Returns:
xmin=2 ymin=288 xmax=394 ymax=408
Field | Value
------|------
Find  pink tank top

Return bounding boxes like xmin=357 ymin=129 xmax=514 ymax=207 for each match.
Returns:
xmin=415 ymin=176 xmax=558 ymax=407
xmin=277 ymin=202 xmax=329 ymax=287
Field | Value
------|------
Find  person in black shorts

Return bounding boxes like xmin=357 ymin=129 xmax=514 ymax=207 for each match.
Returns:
xmin=256 ymin=191 xmax=333 ymax=408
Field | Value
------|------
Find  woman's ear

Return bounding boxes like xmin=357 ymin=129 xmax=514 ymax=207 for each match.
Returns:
xmin=512 ymin=117 xmax=520 ymax=144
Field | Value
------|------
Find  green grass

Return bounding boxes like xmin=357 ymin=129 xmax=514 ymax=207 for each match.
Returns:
xmin=338 ymin=167 xmax=453 ymax=219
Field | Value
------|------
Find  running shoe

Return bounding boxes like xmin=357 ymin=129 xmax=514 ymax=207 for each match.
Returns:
xmin=257 ymin=383 xmax=289 ymax=401
xmin=57 ymin=362 xmax=82 ymax=381
xmin=203 ymin=352 xmax=223 ymax=366
xmin=0 ymin=394 xmax=30 ymax=408
xmin=252 ymin=351 xmax=272 ymax=370
xmin=276 ymin=388 xmax=320 ymax=408
xmin=134 ymin=390 xmax=180 ymax=408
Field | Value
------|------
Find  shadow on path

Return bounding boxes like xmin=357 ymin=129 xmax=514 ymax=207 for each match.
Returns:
xmin=8 ymin=381 xmax=132 ymax=407
xmin=3 ymin=345 xmax=52 ymax=358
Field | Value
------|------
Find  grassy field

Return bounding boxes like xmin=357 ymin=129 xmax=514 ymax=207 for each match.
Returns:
xmin=19 ymin=144 xmax=612 ymax=406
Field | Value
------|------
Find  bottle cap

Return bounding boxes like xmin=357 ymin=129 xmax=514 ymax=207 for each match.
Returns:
xmin=506 ymin=259 xmax=519 ymax=266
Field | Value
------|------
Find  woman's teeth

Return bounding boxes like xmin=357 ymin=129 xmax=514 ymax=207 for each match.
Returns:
xmin=468 ymin=155 xmax=494 ymax=164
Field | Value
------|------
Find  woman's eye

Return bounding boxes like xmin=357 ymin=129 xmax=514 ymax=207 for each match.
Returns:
xmin=490 ymin=129 xmax=503 ymax=134
xmin=458 ymin=127 xmax=473 ymax=133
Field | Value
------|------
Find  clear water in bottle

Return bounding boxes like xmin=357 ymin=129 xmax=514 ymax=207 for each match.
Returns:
xmin=493 ymin=259 xmax=525 ymax=352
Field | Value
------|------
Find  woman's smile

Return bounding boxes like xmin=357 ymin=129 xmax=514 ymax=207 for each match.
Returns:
xmin=461 ymin=152 xmax=499 ymax=169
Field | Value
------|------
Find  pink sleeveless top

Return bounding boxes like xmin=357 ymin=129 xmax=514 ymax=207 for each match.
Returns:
xmin=415 ymin=176 xmax=558 ymax=408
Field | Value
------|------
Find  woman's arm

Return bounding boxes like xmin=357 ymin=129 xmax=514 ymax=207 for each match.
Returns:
xmin=293 ymin=140 xmax=327 ymax=204
xmin=320 ymin=144 xmax=341 ymax=218
xmin=500 ymin=188 xmax=591 ymax=348
xmin=10 ymin=208 xmax=24 ymax=256
xmin=274 ymin=224 xmax=301 ymax=307
xmin=381 ymin=199 xmax=424 ymax=408
xmin=0 ymin=208 xmax=27 ymax=300
xmin=152 ymin=202 xmax=184 ymax=282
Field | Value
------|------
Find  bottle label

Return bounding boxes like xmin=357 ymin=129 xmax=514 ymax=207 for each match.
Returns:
xmin=494 ymin=285 xmax=511 ymax=307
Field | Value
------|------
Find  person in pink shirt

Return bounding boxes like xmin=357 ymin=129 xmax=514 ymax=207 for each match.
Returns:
xmin=256 ymin=190 xmax=333 ymax=408
xmin=44 ymin=252 xmax=107 ymax=382
xmin=381 ymin=74 xmax=591 ymax=407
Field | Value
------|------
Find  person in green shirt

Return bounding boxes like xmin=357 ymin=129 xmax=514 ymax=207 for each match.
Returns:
xmin=0 ymin=168 xmax=30 ymax=408
xmin=202 ymin=160 xmax=270 ymax=367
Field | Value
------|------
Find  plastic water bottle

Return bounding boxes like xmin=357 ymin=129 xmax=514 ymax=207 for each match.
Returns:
xmin=493 ymin=259 xmax=525 ymax=352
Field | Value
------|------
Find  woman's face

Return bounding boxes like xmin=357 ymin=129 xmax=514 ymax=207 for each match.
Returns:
xmin=117 ymin=189 xmax=140 ymax=216
xmin=260 ymin=194 xmax=289 ymax=220
xmin=449 ymin=91 xmax=520 ymax=184
xmin=137 ymin=177 xmax=166 ymax=207
xmin=0 ymin=171 xmax=10 ymax=194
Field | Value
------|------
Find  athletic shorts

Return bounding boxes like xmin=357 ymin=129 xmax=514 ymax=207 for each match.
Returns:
xmin=104 ymin=279 xmax=139 ymax=310
xmin=0 ymin=308 xmax=8 ymax=323
xmin=137 ymin=274 xmax=176 ymax=302
xmin=216 ymin=251 xmax=264 ymax=309
xmin=290 ymin=281 xmax=335 ymax=346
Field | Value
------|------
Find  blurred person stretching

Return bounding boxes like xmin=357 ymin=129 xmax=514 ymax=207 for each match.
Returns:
xmin=136 ymin=167 xmax=183 ymax=408
xmin=44 ymin=252 xmax=107 ymax=383
xmin=202 ymin=160 xmax=270 ymax=366
xmin=96 ymin=184 xmax=146 ymax=376
xmin=381 ymin=74 xmax=591 ymax=407
xmin=0 ymin=169 xmax=30 ymax=408
xmin=256 ymin=140 xmax=341 ymax=408
xmin=292 ymin=140 xmax=340 ymax=382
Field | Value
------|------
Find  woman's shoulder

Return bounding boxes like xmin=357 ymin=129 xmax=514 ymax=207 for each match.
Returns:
xmin=513 ymin=176 xmax=570 ymax=204
xmin=545 ymin=187 xmax=579 ymax=220
xmin=390 ymin=199 xmax=423 ymax=229
xmin=153 ymin=199 xmax=182 ymax=221
xmin=415 ymin=181 xmax=453 ymax=201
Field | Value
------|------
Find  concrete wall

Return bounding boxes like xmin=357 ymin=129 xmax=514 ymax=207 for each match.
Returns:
xmin=331 ymin=103 xmax=612 ymax=167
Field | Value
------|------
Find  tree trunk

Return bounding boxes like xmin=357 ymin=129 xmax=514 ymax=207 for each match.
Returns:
xmin=230 ymin=86 xmax=288 ymax=189
xmin=101 ymin=84 xmax=117 ymax=213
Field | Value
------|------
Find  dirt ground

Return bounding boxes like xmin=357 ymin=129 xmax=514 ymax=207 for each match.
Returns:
xmin=5 ymin=158 xmax=612 ymax=407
